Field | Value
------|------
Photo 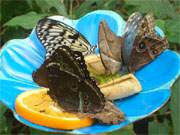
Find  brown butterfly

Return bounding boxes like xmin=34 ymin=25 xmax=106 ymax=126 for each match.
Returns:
xmin=122 ymin=12 xmax=168 ymax=72
xmin=98 ymin=20 xmax=123 ymax=75
xmin=98 ymin=12 xmax=168 ymax=74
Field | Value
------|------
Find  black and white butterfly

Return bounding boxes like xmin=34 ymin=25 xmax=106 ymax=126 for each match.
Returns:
xmin=36 ymin=18 xmax=95 ymax=59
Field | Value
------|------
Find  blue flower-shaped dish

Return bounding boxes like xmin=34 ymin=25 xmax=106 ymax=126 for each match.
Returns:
xmin=0 ymin=10 xmax=180 ymax=134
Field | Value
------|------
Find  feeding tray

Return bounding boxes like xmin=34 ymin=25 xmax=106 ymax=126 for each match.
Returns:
xmin=0 ymin=10 xmax=180 ymax=134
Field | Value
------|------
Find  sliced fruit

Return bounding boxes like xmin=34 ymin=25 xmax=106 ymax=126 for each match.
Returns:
xmin=99 ymin=74 xmax=142 ymax=100
xmin=85 ymin=54 xmax=106 ymax=75
xmin=15 ymin=88 xmax=94 ymax=130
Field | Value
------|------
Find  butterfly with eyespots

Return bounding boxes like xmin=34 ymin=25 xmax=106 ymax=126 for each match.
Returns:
xmin=98 ymin=12 xmax=168 ymax=74
xmin=123 ymin=12 xmax=168 ymax=72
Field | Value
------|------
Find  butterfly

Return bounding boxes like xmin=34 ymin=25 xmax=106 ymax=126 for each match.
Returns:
xmin=46 ymin=45 xmax=105 ymax=113
xmin=98 ymin=12 xmax=168 ymax=74
xmin=98 ymin=20 xmax=123 ymax=75
xmin=122 ymin=12 xmax=168 ymax=72
xmin=36 ymin=18 xmax=95 ymax=59
xmin=33 ymin=45 xmax=105 ymax=113
xmin=33 ymin=45 xmax=124 ymax=123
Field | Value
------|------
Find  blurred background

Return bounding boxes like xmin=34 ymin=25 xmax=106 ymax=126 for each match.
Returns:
xmin=0 ymin=0 xmax=180 ymax=134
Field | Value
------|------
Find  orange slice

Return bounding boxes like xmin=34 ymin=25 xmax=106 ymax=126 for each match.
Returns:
xmin=15 ymin=88 xmax=94 ymax=130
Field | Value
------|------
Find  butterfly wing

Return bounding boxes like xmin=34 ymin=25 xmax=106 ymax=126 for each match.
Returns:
xmin=33 ymin=44 xmax=123 ymax=121
xmin=122 ymin=12 xmax=143 ymax=65
xmin=32 ymin=45 xmax=84 ymax=87
xmin=47 ymin=67 xmax=105 ymax=113
xmin=32 ymin=61 xmax=49 ymax=88
xmin=34 ymin=45 xmax=105 ymax=113
xmin=36 ymin=18 xmax=93 ymax=57
xmin=127 ymin=13 xmax=168 ymax=72
xmin=46 ymin=46 xmax=105 ymax=113
xmin=137 ymin=13 xmax=156 ymax=38
xmin=98 ymin=20 xmax=122 ymax=74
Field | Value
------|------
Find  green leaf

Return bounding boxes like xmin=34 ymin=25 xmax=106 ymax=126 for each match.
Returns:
xmin=74 ymin=0 xmax=99 ymax=18
xmin=108 ymin=125 xmax=135 ymax=135
xmin=170 ymin=0 xmax=180 ymax=9
xmin=166 ymin=32 xmax=180 ymax=44
xmin=0 ymin=103 xmax=12 ymax=134
xmin=158 ymin=103 xmax=170 ymax=114
xmin=1 ymin=27 xmax=29 ymax=45
xmin=166 ymin=17 xmax=180 ymax=33
xmin=0 ymin=116 xmax=12 ymax=134
xmin=1 ymin=0 xmax=31 ymax=24
xmin=156 ymin=19 xmax=166 ymax=32
xmin=74 ymin=0 xmax=118 ymax=18
xmin=148 ymin=119 xmax=171 ymax=135
xmin=0 ymin=103 xmax=8 ymax=117
xmin=170 ymin=77 xmax=180 ymax=135
xmin=4 ymin=12 xmax=48 ymax=29
xmin=165 ymin=18 xmax=180 ymax=44
xmin=125 ymin=0 xmax=177 ymax=19
xmin=25 ymin=0 xmax=34 ymax=9
xmin=30 ymin=127 xmax=67 ymax=135
xmin=34 ymin=0 xmax=68 ymax=16
xmin=102 ymin=0 xmax=118 ymax=9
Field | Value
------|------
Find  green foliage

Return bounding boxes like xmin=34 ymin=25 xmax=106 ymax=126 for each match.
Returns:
xmin=0 ymin=103 xmax=30 ymax=134
xmin=1 ymin=0 xmax=31 ymax=24
xmin=165 ymin=18 xmax=180 ymax=43
xmin=0 ymin=0 xmax=180 ymax=134
xmin=108 ymin=125 xmax=135 ymax=135
xmin=29 ymin=128 xmax=67 ymax=135
xmin=73 ymin=0 xmax=123 ymax=18
xmin=33 ymin=0 xmax=68 ymax=16
xmin=149 ymin=119 xmax=171 ymax=135
xmin=125 ymin=0 xmax=180 ymax=44
xmin=156 ymin=19 xmax=166 ymax=32
xmin=170 ymin=77 xmax=180 ymax=135
xmin=1 ymin=0 xmax=68 ymax=45
xmin=73 ymin=0 xmax=100 ymax=18
xmin=148 ymin=102 xmax=172 ymax=135
xmin=4 ymin=12 xmax=47 ymax=29
xmin=125 ymin=0 xmax=177 ymax=18
xmin=0 ymin=103 xmax=11 ymax=134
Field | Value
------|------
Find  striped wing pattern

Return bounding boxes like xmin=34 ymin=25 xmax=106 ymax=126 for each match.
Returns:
xmin=36 ymin=18 xmax=92 ymax=59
